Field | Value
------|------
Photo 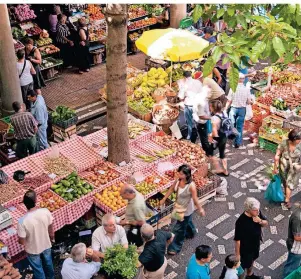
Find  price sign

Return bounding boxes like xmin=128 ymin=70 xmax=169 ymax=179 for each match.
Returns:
xmin=66 ymin=188 xmax=74 ymax=193
xmin=48 ymin=173 xmax=57 ymax=179
xmin=154 ymin=178 xmax=161 ymax=184
xmin=100 ymin=148 xmax=108 ymax=158
xmin=119 ymin=161 xmax=126 ymax=167
xmin=98 ymin=170 xmax=105 ymax=175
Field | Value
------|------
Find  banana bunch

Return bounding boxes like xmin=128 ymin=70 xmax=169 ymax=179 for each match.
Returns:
xmin=262 ymin=65 xmax=282 ymax=73
xmin=133 ymin=86 xmax=153 ymax=99
xmin=136 ymin=154 xmax=157 ymax=162
xmin=128 ymin=121 xmax=148 ymax=139
xmin=130 ymin=73 xmax=145 ymax=89
xmin=166 ymin=66 xmax=184 ymax=82
xmin=153 ymin=149 xmax=175 ymax=158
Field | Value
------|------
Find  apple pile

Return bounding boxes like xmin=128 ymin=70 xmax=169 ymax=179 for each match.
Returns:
xmin=86 ymin=163 xmax=120 ymax=187
xmin=135 ymin=174 xmax=168 ymax=195
xmin=26 ymin=26 xmax=42 ymax=36
xmin=165 ymin=170 xmax=176 ymax=180
xmin=39 ymin=190 xmax=66 ymax=212
xmin=128 ymin=17 xmax=157 ymax=30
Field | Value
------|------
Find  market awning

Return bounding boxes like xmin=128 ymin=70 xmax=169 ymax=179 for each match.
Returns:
xmin=135 ymin=28 xmax=209 ymax=62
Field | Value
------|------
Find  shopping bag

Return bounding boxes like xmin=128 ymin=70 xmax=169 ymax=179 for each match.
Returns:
xmin=284 ymin=266 xmax=301 ymax=279
xmin=245 ymin=104 xmax=253 ymax=121
xmin=264 ymin=174 xmax=285 ymax=203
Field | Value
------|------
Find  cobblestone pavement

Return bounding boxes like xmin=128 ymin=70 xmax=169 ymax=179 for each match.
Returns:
xmin=162 ymin=138 xmax=301 ymax=279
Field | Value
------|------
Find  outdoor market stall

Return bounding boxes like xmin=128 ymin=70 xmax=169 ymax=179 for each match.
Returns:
xmin=0 ymin=115 xmax=219 ymax=258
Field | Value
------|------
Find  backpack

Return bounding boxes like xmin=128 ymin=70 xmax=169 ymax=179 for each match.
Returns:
xmin=215 ymin=113 xmax=233 ymax=137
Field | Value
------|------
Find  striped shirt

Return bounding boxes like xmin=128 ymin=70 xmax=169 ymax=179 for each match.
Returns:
xmin=11 ymin=112 xmax=38 ymax=140
xmin=56 ymin=23 xmax=70 ymax=44
xmin=227 ymin=83 xmax=252 ymax=108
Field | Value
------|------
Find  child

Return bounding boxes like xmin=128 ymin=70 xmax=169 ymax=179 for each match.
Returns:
xmin=219 ymin=254 xmax=241 ymax=279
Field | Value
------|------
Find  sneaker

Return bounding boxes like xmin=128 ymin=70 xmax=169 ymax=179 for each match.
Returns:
xmin=246 ymin=274 xmax=263 ymax=279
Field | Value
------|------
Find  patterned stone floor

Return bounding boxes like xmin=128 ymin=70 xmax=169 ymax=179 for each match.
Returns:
xmin=162 ymin=138 xmax=301 ymax=279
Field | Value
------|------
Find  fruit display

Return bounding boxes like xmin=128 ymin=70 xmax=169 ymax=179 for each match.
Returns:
xmin=250 ymin=71 xmax=267 ymax=83
xmin=161 ymin=190 xmax=176 ymax=202
xmin=272 ymin=98 xmax=288 ymax=111
xmin=36 ymin=37 xmax=53 ymax=47
xmin=89 ymin=30 xmax=106 ymax=42
xmin=39 ymin=45 xmax=60 ymax=56
xmin=128 ymin=120 xmax=150 ymax=139
xmin=50 ymin=172 xmax=94 ymax=202
xmin=128 ymin=17 xmax=157 ymax=31
xmin=13 ymin=40 xmax=24 ymax=51
xmin=13 ymin=4 xmax=36 ymax=21
xmin=153 ymin=105 xmax=179 ymax=124
xmin=100 ymin=140 xmax=108 ymax=147
xmin=155 ymin=135 xmax=207 ymax=168
xmin=262 ymin=65 xmax=283 ymax=73
xmin=128 ymin=99 xmax=151 ymax=115
xmin=94 ymin=182 xmax=127 ymax=212
xmin=0 ymin=255 xmax=22 ymax=279
xmin=296 ymin=105 xmax=301 ymax=116
xmin=136 ymin=154 xmax=157 ymax=163
xmin=0 ymin=181 xmax=23 ymax=205
xmin=11 ymin=27 xmax=26 ymax=40
xmin=273 ymin=71 xmax=301 ymax=84
xmin=43 ymin=155 xmax=76 ymax=177
xmin=164 ymin=170 xmax=177 ymax=180
xmin=84 ymin=4 xmax=105 ymax=21
xmin=257 ymin=95 xmax=273 ymax=107
xmin=39 ymin=190 xmax=66 ymax=212
xmin=20 ymin=174 xmax=51 ymax=189
xmin=85 ymin=162 xmax=120 ymax=187
xmin=25 ymin=25 xmax=42 ymax=36
xmin=166 ymin=65 xmax=184 ymax=82
xmin=129 ymin=32 xmax=141 ymax=41
xmin=128 ymin=6 xmax=148 ymax=19
xmin=135 ymin=174 xmax=168 ymax=195
xmin=193 ymin=174 xmax=209 ymax=188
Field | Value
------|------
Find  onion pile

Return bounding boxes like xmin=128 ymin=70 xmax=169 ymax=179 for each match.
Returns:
xmin=20 ymin=174 xmax=51 ymax=189
xmin=44 ymin=156 xmax=76 ymax=177
xmin=0 ymin=181 xmax=24 ymax=205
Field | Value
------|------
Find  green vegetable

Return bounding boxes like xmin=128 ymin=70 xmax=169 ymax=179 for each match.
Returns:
xmin=61 ymin=180 xmax=70 ymax=187
xmin=102 ymin=244 xmax=138 ymax=279
xmin=51 ymin=105 xmax=76 ymax=123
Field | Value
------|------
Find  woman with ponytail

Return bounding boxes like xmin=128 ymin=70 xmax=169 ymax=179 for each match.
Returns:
xmin=219 ymin=254 xmax=241 ymax=279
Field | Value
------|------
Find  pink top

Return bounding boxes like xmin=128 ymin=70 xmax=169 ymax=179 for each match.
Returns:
xmin=49 ymin=14 xmax=58 ymax=32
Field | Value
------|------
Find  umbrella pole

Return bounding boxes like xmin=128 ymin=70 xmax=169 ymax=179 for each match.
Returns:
xmin=170 ymin=61 xmax=173 ymax=87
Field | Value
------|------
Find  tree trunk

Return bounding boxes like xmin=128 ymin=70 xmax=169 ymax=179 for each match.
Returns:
xmin=105 ymin=4 xmax=130 ymax=164
xmin=170 ymin=4 xmax=187 ymax=28
xmin=0 ymin=4 xmax=23 ymax=116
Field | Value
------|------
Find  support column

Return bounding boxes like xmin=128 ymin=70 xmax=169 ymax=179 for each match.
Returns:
xmin=170 ymin=4 xmax=187 ymax=28
xmin=0 ymin=4 xmax=23 ymax=116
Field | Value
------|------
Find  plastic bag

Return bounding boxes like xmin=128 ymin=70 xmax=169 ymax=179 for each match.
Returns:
xmin=0 ymin=170 xmax=8 ymax=184
xmin=245 ymin=104 xmax=253 ymax=121
xmin=216 ymin=177 xmax=228 ymax=196
xmin=264 ymin=174 xmax=285 ymax=203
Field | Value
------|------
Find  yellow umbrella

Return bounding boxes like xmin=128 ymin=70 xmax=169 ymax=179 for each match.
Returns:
xmin=135 ymin=28 xmax=209 ymax=62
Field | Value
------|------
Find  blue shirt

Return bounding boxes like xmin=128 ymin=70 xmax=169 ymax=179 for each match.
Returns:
xmin=186 ymin=255 xmax=210 ymax=279
xmin=31 ymin=95 xmax=48 ymax=127
xmin=206 ymin=36 xmax=216 ymax=43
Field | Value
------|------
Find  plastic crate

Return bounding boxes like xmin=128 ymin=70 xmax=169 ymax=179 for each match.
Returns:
xmin=145 ymin=205 xmax=159 ymax=226
xmin=146 ymin=193 xmax=174 ymax=220
xmin=195 ymin=172 xmax=221 ymax=198
xmin=51 ymin=115 xmax=78 ymax=129
xmin=258 ymin=137 xmax=278 ymax=154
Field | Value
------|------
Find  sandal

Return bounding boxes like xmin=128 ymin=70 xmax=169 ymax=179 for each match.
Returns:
xmin=284 ymin=201 xmax=292 ymax=209
xmin=168 ymin=251 xmax=177 ymax=255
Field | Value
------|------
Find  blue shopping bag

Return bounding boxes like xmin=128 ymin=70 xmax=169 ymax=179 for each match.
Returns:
xmin=264 ymin=174 xmax=285 ymax=203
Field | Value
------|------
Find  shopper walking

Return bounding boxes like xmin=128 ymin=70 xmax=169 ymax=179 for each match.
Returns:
xmin=138 ymin=224 xmax=174 ymax=279
xmin=16 ymin=49 xmax=36 ymax=110
xmin=219 ymin=254 xmax=242 ymax=279
xmin=160 ymin=164 xmax=205 ymax=255
xmin=225 ymin=73 xmax=253 ymax=148
xmin=10 ymin=102 xmax=38 ymax=159
xmin=28 ymin=90 xmax=49 ymax=150
xmin=24 ymin=38 xmax=45 ymax=95
xmin=61 ymin=243 xmax=101 ymax=279
xmin=56 ymin=14 xmax=74 ymax=68
xmin=186 ymin=245 xmax=213 ymax=279
xmin=119 ymin=185 xmax=146 ymax=247
xmin=209 ymin=100 xmax=229 ymax=175
xmin=178 ymin=71 xmax=203 ymax=141
xmin=283 ymin=203 xmax=301 ymax=278
xmin=76 ymin=17 xmax=90 ymax=74
xmin=48 ymin=5 xmax=61 ymax=41
xmin=234 ymin=198 xmax=268 ymax=279
xmin=274 ymin=128 xmax=301 ymax=208
xmin=17 ymin=190 xmax=55 ymax=279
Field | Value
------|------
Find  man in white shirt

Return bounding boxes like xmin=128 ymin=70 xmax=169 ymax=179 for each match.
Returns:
xmin=225 ymin=73 xmax=253 ymax=148
xmin=17 ymin=190 xmax=55 ymax=279
xmin=61 ymin=243 xmax=101 ymax=279
xmin=178 ymin=71 xmax=203 ymax=141
xmin=91 ymin=213 xmax=128 ymax=258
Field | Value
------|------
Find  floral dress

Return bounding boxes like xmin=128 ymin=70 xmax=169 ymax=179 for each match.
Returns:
xmin=278 ymin=139 xmax=301 ymax=190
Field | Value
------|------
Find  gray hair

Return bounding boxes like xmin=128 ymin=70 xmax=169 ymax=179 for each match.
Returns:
xmin=102 ymin=213 xmax=115 ymax=226
xmin=244 ymin=197 xmax=260 ymax=211
xmin=71 ymin=243 xmax=86 ymax=263
xmin=141 ymin=223 xmax=154 ymax=242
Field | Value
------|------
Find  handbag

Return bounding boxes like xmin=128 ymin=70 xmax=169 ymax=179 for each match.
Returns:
xmin=171 ymin=181 xmax=188 ymax=222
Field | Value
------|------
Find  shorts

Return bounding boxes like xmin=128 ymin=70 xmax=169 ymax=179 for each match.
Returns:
xmin=241 ymin=249 xmax=259 ymax=269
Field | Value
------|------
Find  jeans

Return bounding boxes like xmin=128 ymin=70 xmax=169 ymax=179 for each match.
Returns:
xmin=27 ymin=248 xmax=54 ymax=279
xmin=229 ymin=107 xmax=246 ymax=146
xmin=184 ymin=106 xmax=194 ymax=140
xmin=196 ymin=122 xmax=210 ymax=156
xmin=168 ymin=214 xmax=196 ymax=253
xmin=283 ymin=252 xmax=301 ymax=278
xmin=37 ymin=125 xmax=49 ymax=151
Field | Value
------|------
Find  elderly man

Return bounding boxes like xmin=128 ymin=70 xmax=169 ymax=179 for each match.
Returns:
xmin=138 ymin=224 xmax=174 ymax=279
xmin=61 ymin=243 xmax=101 ymax=279
xmin=28 ymin=90 xmax=49 ymax=150
xmin=119 ymin=185 xmax=146 ymax=247
xmin=225 ymin=73 xmax=253 ymax=148
xmin=10 ymin=102 xmax=38 ymax=159
xmin=91 ymin=213 xmax=128 ymax=258
xmin=17 ymin=190 xmax=54 ymax=279
xmin=283 ymin=203 xmax=301 ymax=277
xmin=234 ymin=198 xmax=268 ymax=279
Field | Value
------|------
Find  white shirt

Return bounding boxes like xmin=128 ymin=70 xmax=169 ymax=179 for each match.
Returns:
xmin=178 ymin=77 xmax=203 ymax=106
xmin=192 ymin=87 xmax=210 ymax=124
xmin=227 ymin=83 xmax=252 ymax=108
xmin=91 ymin=225 xmax=128 ymax=253
xmin=225 ymin=268 xmax=238 ymax=279
xmin=61 ymin=258 xmax=101 ymax=279
xmin=17 ymin=60 xmax=33 ymax=86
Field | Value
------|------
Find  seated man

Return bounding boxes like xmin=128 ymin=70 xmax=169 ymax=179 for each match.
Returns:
xmin=61 ymin=243 xmax=101 ymax=279
xmin=91 ymin=213 xmax=128 ymax=258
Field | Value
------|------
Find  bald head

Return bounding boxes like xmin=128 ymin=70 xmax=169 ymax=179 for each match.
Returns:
xmin=141 ymin=223 xmax=154 ymax=242
xmin=120 ymin=184 xmax=136 ymax=201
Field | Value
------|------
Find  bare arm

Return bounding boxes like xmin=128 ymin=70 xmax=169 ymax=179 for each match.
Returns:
xmin=224 ymin=100 xmax=232 ymax=112
xmin=213 ymin=68 xmax=222 ymax=84
xmin=48 ymin=224 xmax=55 ymax=242
xmin=211 ymin=119 xmax=218 ymax=138
xmin=92 ymin=250 xmax=105 ymax=259
xmin=274 ymin=147 xmax=282 ymax=173
xmin=190 ymin=184 xmax=205 ymax=215
xmin=30 ymin=49 xmax=42 ymax=65
xmin=29 ymin=62 xmax=36 ymax=75
xmin=235 ymin=240 xmax=240 ymax=258
xmin=18 ymin=237 xmax=26 ymax=246
xmin=79 ymin=29 xmax=87 ymax=41
xmin=160 ymin=181 xmax=177 ymax=205
xmin=167 ymin=233 xmax=175 ymax=245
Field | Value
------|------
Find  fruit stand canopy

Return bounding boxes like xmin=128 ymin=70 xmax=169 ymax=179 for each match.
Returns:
xmin=135 ymin=28 xmax=209 ymax=62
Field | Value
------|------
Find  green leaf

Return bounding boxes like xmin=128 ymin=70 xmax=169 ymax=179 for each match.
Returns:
xmin=237 ymin=15 xmax=247 ymax=29
xmin=272 ymin=37 xmax=286 ymax=58
xmin=223 ymin=45 xmax=233 ymax=54
xmin=227 ymin=7 xmax=235 ymax=17
xmin=229 ymin=66 xmax=239 ymax=92
xmin=252 ymin=41 xmax=267 ymax=57
xmin=284 ymin=52 xmax=294 ymax=64
xmin=228 ymin=53 xmax=241 ymax=67
xmin=296 ymin=15 xmax=301 ymax=26
xmin=288 ymin=4 xmax=296 ymax=14
xmin=192 ymin=5 xmax=203 ymax=23
xmin=270 ymin=49 xmax=280 ymax=63
xmin=251 ymin=15 xmax=268 ymax=24
xmin=200 ymin=44 xmax=214 ymax=56
xmin=202 ymin=57 xmax=215 ymax=77
xmin=228 ymin=17 xmax=237 ymax=28
xmin=211 ymin=46 xmax=223 ymax=64
xmin=222 ymin=55 xmax=230 ymax=66
xmin=217 ymin=8 xmax=225 ymax=19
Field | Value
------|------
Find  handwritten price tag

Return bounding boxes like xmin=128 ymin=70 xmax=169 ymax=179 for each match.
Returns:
xmin=99 ymin=148 xmax=108 ymax=158
xmin=66 ymin=188 xmax=74 ymax=193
